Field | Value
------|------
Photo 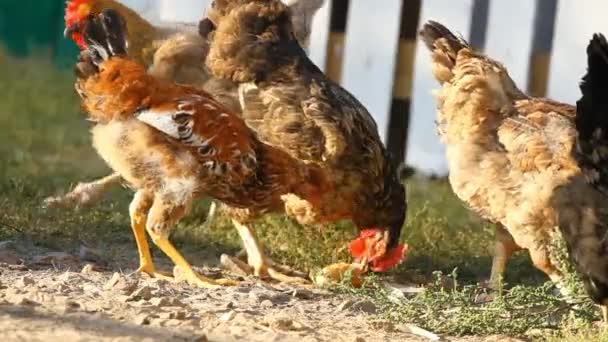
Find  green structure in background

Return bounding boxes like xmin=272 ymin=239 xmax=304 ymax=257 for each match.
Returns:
xmin=0 ymin=0 xmax=79 ymax=66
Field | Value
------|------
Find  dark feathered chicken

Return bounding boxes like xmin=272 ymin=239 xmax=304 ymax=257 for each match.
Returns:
xmin=201 ymin=0 xmax=407 ymax=282
xmin=552 ymin=33 xmax=608 ymax=321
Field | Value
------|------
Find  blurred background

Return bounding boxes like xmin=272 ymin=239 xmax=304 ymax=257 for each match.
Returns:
xmin=3 ymin=0 xmax=608 ymax=175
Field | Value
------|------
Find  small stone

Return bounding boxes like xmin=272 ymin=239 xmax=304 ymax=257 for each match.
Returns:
xmin=260 ymin=299 xmax=274 ymax=308
xmin=169 ymin=310 xmax=187 ymax=320
xmin=192 ymin=336 xmax=208 ymax=342
xmin=16 ymin=276 xmax=35 ymax=288
xmin=133 ymin=314 xmax=151 ymax=325
xmin=352 ymin=300 xmax=377 ymax=314
xmin=219 ymin=311 xmax=236 ymax=322
xmin=223 ymin=301 xmax=236 ymax=310
xmin=104 ymin=273 xmax=121 ymax=290
xmin=150 ymin=297 xmax=171 ymax=307
xmin=337 ymin=299 xmax=355 ymax=312
xmin=81 ymin=264 xmax=96 ymax=274
xmin=128 ymin=286 xmax=153 ymax=301
xmin=16 ymin=296 xmax=40 ymax=307
xmin=56 ymin=298 xmax=81 ymax=314
xmin=104 ymin=273 xmax=138 ymax=295
xmin=353 ymin=338 xmax=366 ymax=342
xmin=248 ymin=291 xmax=270 ymax=302
xmin=292 ymin=289 xmax=314 ymax=300
xmin=270 ymin=293 xmax=291 ymax=304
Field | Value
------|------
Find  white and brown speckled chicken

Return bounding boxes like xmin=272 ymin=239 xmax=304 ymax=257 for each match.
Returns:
xmin=46 ymin=0 xmax=325 ymax=210
xmin=200 ymin=0 xmax=407 ymax=282
xmin=551 ymin=33 xmax=608 ymax=321
xmin=70 ymin=9 xmax=334 ymax=287
xmin=420 ymin=21 xmax=581 ymax=289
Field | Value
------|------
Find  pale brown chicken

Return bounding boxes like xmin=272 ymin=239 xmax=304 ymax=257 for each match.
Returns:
xmin=46 ymin=0 xmax=324 ymax=209
xmin=200 ymin=0 xmax=407 ymax=283
xmin=420 ymin=21 xmax=580 ymax=289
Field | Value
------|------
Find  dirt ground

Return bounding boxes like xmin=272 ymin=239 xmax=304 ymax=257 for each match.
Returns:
xmin=0 ymin=240 xmax=525 ymax=342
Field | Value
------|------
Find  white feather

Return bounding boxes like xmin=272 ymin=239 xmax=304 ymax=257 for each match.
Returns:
xmin=136 ymin=110 xmax=182 ymax=139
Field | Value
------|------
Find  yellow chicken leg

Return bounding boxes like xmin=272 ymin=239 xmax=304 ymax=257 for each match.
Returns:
xmin=146 ymin=199 xmax=237 ymax=288
xmin=221 ymin=219 xmax=310 ymax=284
xmin=128 ymin=192 xmax=172 ymax=280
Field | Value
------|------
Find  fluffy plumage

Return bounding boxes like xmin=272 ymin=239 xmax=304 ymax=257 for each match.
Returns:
xmin=420 ymin=21 xmax=580 ymax=288
xmin=204 ymin=0 xmax=407 ymax=276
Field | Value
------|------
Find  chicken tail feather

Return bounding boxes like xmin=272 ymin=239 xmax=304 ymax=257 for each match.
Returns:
xmin=419 ymin=21 xmax=469 ymax=60
xmin=419 ymin=20 xmax=471 ymax=84
xmin=575 ymin=33 xmax=608 ymax=194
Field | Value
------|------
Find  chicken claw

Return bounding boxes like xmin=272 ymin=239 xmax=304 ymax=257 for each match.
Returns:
xmin=43 ymin=173 xmax=121 ymax=209
xmin=220 ymin=254 xmax=310 ymax=284
xmin=222 ymin=219 xmax=310 ymax=284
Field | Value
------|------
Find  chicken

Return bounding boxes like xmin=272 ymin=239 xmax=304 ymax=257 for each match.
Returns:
xmin=201 ymin=0 xmax=407 ymax=283
xmin=419 ymin=21 xmax=580 ymax=289
xmin=551 ymin=33 xmax=608 ymax=321
xmin=45 ymin=0 xmax=324 ymax=209
xmin=70 ymin=8 xmax=334 ymax=287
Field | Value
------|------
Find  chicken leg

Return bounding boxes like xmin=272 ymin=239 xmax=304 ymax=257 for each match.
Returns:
xmin=145 ymin=199 xmax=237 ymax=288
xmin=44 ymin=172 xmax=121 ymax=209
xmin=489 ymin=225 xmax=521 ymax=290
xmin=127 ymin=191 xmax=172 ymax=279
xmin=221 ymin=219 xmax=310 ymax=284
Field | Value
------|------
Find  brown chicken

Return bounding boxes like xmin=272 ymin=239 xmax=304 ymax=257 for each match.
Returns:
xmin=201 ymin=0 xmax=407 ymax=282
xmin=420 ymin=21 xmax=580 ymax=289
xmin=46 ymin=0 xmax=324 ymax=209
xmin=551 ymin=33 xmax=608 ymax=321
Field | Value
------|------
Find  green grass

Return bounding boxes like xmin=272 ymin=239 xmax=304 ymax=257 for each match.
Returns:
xmin=0 ymin=52 xmax=605 ymax=340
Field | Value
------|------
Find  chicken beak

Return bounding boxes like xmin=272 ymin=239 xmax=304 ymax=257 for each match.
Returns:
xmin=64 ymin=23 xmax=80 ymax=38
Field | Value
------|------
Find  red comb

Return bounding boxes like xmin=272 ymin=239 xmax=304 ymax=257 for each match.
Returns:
xmin=65 ymin=0 xmax=88 ymax=26
xmin=348 ymin=230 xmax=408 ymax=272
xmin=369 ymin=243 xmax=407 ymax=272
xmin=65 ymin=0 xmax=90 ymax=49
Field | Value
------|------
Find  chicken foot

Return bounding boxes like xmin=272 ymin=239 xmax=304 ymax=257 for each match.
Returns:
xmin=220 ymin=219 xmax=310 ymax=284
xmin=145 ymin=198 xmax=238 ymax=288
xmin=44 ymin=172 xmax=122 ymax=209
